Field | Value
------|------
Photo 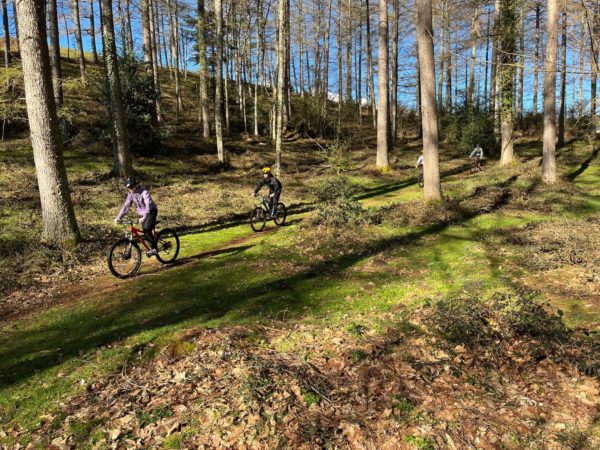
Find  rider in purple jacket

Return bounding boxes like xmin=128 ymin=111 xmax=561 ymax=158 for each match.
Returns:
xmin=115 ymin=177 xmax=159 ymax=255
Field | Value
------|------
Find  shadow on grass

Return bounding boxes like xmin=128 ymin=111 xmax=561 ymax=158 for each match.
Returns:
xmin=0 ymin=172 xmax=525 ymax=387
xmin=567 ymin=147 xmax=600 ymax=181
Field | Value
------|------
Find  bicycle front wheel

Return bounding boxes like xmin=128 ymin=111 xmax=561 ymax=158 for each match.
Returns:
xmin=155 ymin=228 xmax=180 ymax=264
xmin=274 ymin=203 xmax=287 ymax=226
xmin=250 ymin=207 xmax=266 ymax=232
xmin=108 ymin=239 xmax=142 ymax=278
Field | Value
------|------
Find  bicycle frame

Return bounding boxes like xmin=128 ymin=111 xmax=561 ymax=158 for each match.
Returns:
xmin=127 ymin=224 xmax=156 ymax=251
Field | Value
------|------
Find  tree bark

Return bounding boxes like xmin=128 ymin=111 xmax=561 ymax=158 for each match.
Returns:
xmin=390 ymin=0 xmax=399 ymax=145
xmin=345 ymin=0 xmax=352 ymax=102
xmin=198 ymin=0 xmax=210 ymax=138
xmin=417 ymin=0 xmax=441 ymax=200
xmin=1 ymin=0 xmax=10 ymax=67
xmin=376 ymin=0 xmax=390 ymax=171
xmin=558 ymin=6 xmax=567 ymax=147
xmin=365 ymin=0 xmax=376 ymax=126
xmin=141 ymin=0 xmax=158 ymax=127
xmin=15 ymin=0 xmax=80 ymax=246
xmin=275 ymin=0 xmax=287 ymax=175
xmin=533 ymin=3 xmax=541 ymax=115
xmin=215 ymin=0 xmax=225 ymax=163
xmin=543 ymin=0 xmax=558 ymax=182
xmin=517 ymin=6 xmax=524 ymax=124
xmin=490 ymin=0 xmax=500 ymax=124
xmin=47 ymin=0 xmax=63 ymax=106
xmin=468 ymin=7 xmax=479 ymax=108
xmin=89 ymin=0 xmax=99 ymax=64
xmin=149 ymin=0 xmax=164 ymax=124
xmin=499 ymin=0 xmax=516 ymax=165
xmin=100 ymin=0 xmax=132 ymax=177
xmin=72 ymin=0 xmax=86 ymax=80
xmin=167 ymin=0 xmax=182 ymax=119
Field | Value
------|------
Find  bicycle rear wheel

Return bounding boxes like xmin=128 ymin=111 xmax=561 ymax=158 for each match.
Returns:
xmin=108 ymin=239 xmax=142 ymax=278
xmin=250 ymin=207 xmax=266 ymax=232
xmin=155 ymin=228 xmax=180 ymax=264
xmin=273 ymin=203 xmax=287 ymax=226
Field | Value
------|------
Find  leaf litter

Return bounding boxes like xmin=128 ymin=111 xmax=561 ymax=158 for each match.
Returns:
xmin=14 ymin=298 xmax=600 ymax=449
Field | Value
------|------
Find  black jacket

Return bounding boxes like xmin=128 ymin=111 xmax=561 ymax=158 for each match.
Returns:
xmin=254 ymin=175 xmax=282 ymax=195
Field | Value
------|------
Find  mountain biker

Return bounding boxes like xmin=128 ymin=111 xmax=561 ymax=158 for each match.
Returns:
xmin=114 ymin=177 xmax=158 ymax=256
xmin=416 ymin=152 xmax=424 ymax=174
xmin=470 ymin=144 xmax=484 ymax=171
xmin=252 ymin=167 xmax=282 ymax=217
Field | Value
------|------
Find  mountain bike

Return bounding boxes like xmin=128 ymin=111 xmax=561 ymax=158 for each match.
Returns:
xmin=470 ymin=157 xmax=485 ymax=173
xmin=418 ymin=170 xmax=424 ymax=188
xmin=250 ymin=194 xmax=287 ymax=232
xmin=108 ymin=219 xmax=180 ymax=278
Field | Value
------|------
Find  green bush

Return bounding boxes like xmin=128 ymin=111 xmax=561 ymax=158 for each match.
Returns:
xmin=97 ymin=56 xmax=161 ymax=156
xmin=314 ymin=176 xmax=364 ymax=225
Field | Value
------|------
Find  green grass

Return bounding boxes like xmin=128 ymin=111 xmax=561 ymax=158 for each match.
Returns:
xmin=0 ymin=138 xmax=599 ymax=444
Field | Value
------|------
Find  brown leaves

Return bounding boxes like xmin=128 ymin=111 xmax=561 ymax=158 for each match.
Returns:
xmin=19 ymin=322 xmax=600 ymax=449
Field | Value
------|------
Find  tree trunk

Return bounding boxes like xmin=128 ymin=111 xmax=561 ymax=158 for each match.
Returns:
xmin=543 ymin=0 xmax=558 ymax=182
xmin=166 ymin=0 xmax=182 ymax=121
xmin=72 ymin=0 xmax=86 ymax=80
xmin=376 ymin=0 xmax=390 ymax=171
xmin=275 ymin=0 xmax=287 ymax=175
xmin=444 ymin=3 xmax=452 ymax=112
xmin=214 ymin=0 xmax=225 ymax=163
xmin=365 ymin=0 xmax=376 ymax=126
xmin=345 ymin=0 xmax=352 ymax=102
xmin=47 ymin=0 xmax=63 ymax=106
xmin=533 ymin=4 xmax=541 ymax=115
xmin=125 ymin=0 xmax=133 ymax=55
xmin=468 ymin=7 xmax=479 ymax=108
xmin=517 ymin=6 xmax=524 ymax=125
xmin=89 ymin=0 xmax=99 ymax=64
xmin=100 ymin=0 xmax=132 ymax=177
xmin=141 ymin=0 xmax=158 ymax=127
xmin=390 ymin=0 xmax=399 ymax=146
xmin=437 ymin=5 xmax=444 ymax=112
xmin=417 ymin=0 xmax=441 ymax=201
xmin=198 ymin=0 xmax=211 ymax=138
xmin=490 ymin=0 xmax=500 ymax=123
xmin=322 ymin=0 xmax=332 ymax=112
xmin=499 ymin=0 xmax=516 ymax=165
xmin=484 ymin=9 xmax=490 ymax=110
xmin=558 ymin=7 xmax=567 ymax=147
xmin=1 ymin=0 xmax=10 ymax=67
xmin=15 ymin=0 xmax=80 ymax=246
xmin=149 ymin=0 xmax=164 ymax=124
xmin=12 ymin=0 xmax=18 ymax=43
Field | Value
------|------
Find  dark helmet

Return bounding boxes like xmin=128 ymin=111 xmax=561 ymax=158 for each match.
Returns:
xmin=125 ymin=177 xmax=139 ymax=188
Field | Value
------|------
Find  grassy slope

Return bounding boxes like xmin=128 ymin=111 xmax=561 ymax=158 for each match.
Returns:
xmin=1 ymin=58 xmax=600 ymax=446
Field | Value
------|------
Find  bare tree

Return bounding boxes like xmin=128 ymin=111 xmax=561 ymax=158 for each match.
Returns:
xmin=215 ymin=0 xmax=225 ymax=163
xmin=47 ymin=0 xmax=63 ymax=106
xmin=14 ymin=0 xmax=80 ymax=245
xmin=416 ymin=0 xmax=441 ymax=200
xmin=101 ymin=0 xmax=132 ymax=177
xmin=72 ymin=0 xmax=86 ymax=80
xmin=558 ymin=5 xmax=567 ymax=147
xmin=499 ymin=0 xmax=516 ymax=165
xmin=543 ymin=0 xmax=558 ymax=183
xmin=533 ymin=3 xmax=541 ymax=114
xmin=376 ymin=0 xmax=389 ymax=171
xmin=89 ymin=0 xmax=99 ymax=64
xmin=1 ymin=0 xmax=10 ymax=67
xmin=198 ymin=0 xmax=210 ymax=138
xmin=275 ymin=0 xmax=288 ymax=175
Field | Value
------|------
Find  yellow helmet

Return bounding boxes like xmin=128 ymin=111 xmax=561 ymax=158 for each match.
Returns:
xmin=261 ymin=167 xmax=272 ymax=173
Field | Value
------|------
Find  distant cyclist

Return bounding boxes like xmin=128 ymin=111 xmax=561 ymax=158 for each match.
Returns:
xmin=470 ymin=144 xmax=484 ymax=171
xmin=115 ymin=177 xmax=158 ymax=256
xmin=415 ymin=153 xmax=424 ymax=187
xmin=252 ymin=167 xmax=282 ymax=218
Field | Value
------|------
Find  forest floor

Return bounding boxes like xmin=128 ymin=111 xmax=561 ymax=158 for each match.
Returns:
xmin=1 ymin=132 xmax=600 ymax=449
xmin=3 ymin=58 xmax=600 ymax=449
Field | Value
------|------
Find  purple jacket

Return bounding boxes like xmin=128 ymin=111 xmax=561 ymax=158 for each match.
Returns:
xmin=116 ymin=187 xmax=157 ymax=221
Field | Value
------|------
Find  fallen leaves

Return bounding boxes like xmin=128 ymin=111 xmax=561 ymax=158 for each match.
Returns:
xmin=13 ymin=321 xmax=600 ymax=449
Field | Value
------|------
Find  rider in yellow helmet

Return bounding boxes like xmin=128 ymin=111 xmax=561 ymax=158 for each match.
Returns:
xmin=252 ymin=167 xmax=283 ymax=217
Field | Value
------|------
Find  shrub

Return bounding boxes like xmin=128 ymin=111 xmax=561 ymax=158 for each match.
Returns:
xmin=97 ymin=56 xmax=161 ymax=155
xmin=313 ymin=176 xmax=364 ymax=225
xmin=318 ymin=140 xmax=351 ymax=174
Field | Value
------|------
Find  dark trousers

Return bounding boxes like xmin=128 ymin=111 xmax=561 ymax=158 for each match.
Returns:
xmin=143 ymin=209 xmax=158 ymax=249
xmin=269 ymin=191 xmax=281 ymax=215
